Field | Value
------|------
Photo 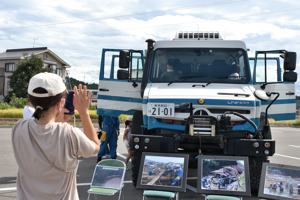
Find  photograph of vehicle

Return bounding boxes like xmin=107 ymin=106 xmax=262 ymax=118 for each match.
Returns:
xmin=197 ymin=155 xmax=251 ymax=196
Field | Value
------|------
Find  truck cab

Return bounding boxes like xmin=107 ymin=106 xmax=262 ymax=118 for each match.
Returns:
xmin=96 ymin=31 xmax=297 ymax=193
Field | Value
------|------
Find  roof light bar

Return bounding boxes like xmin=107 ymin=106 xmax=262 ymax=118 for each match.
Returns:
xmin=175 ymin=31 xmax=222 ymax=40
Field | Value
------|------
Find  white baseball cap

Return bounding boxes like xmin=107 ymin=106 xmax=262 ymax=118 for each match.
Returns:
xmin=28 ymin=72 xmax=66 ymax=97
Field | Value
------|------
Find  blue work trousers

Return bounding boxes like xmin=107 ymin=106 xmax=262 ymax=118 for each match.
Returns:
xmin=97 ymin=126 xmax=118 ymax=159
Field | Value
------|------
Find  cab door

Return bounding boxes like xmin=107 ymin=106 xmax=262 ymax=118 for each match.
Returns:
xmin=251 ymin=50 xmax=297 ymax=121
xmin=97 ymin=49 xmax=144 ymax=117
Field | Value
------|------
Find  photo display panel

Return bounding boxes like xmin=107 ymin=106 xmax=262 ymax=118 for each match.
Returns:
xmin=259 ymin=162 xmax=300 ymax=200
xmin=197 ymin=155 xmax=251 ymax=196
xmin=137 ymin=152 xmax=189 ymax=192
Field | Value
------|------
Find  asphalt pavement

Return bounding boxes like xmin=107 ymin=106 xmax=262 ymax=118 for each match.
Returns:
xmin=1 ymin=126 xmax=300 ymax=200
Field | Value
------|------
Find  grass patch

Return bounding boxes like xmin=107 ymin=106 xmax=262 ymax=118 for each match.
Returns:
xmin=269 ymin=118 xmax=300 ymax=126
xmin=0 ymin=108 xmax=132 ymax=126
xmin=0 ymin=121 xmax=18 ymax=125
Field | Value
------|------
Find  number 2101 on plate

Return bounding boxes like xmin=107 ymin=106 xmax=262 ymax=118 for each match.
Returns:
xmin=147 ymin=103 xmax=175 ymax=117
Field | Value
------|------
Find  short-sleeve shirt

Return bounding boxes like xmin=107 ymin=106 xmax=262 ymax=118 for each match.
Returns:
xmin=125 ymin=126 xmax=131 ymax=140
xmin=11 ymin=119 xmax=95 ymax=200
xmin=23 ymin=105 xmax=35 ymax=119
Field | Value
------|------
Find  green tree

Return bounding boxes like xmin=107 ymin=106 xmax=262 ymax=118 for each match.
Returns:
xmin=69 ymin=77 xmax=98 ymax=90
xmin=7 ymin=54 xmax=49 ymax=101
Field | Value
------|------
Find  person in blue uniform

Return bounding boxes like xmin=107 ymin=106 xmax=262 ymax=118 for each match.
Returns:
xmin=97 ymin=115 xmax=120 ymax=162
xmin=148 ymin=169 xmax=153 ymax=176
xmin=148 ymin=167 xmax=155 ymax=175
xmin=217 ymin=179 xmax=221 ymax=189
xmin=202 ymin=177 xmax=207 ymax=188
xmin=163 ymin=163 xmax=173 ymax=176
xmin=171 ymin=165 xmax=183 ymax=186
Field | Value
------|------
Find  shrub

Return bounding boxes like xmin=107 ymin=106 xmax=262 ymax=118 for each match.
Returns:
xmin=9 ymin=94 xmax=27 ymax=108
xmin=0 ymin=109 xmax=23 ymax=118
xmin=293 ymin=119 xmax=300 ymax=126
xmin=0 ymin=102 xmax=12 ymax=109
xmin=89 ymin=105 xmax=97 ymax=110
xmin=75 ymin=110 xmax=98 ymax=119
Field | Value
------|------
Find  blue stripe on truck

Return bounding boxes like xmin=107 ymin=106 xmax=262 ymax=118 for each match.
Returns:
xmin=97 ymin=95 xmax=142 ymax=103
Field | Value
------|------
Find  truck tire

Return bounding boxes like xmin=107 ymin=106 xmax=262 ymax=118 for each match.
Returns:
xmin=249 ymin=156 xmax=267 ymax=195
xmin=131 ymin=150 xmax=142 ymax=187
xmin=131 ymin=111 xmax=143 ymax=186
xmin=250 ymin=114 xmax=271 ymax=195
xmin=131 ymin=111 xmax=143 ymax=135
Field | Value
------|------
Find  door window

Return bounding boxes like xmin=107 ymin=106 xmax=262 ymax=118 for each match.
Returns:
xmin=255 ymin=53 xmax=282 ymax=83
xmin=130 ymin=52 xmax=144 ymax=82
xmin=102 ymin=50 xmax=143 ymax=82
xmin=102 ymin=51 xmax=120 ymax=80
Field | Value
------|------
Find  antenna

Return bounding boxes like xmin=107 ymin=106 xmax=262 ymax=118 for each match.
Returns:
xmin=33 ymin=38 xmax=38 ymax=48
xmin=197 ymin=24 xmax=200 ymax=40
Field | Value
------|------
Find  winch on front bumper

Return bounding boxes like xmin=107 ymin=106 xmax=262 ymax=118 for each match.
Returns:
xmin=130 ymin=114 xmax=275 ymax=157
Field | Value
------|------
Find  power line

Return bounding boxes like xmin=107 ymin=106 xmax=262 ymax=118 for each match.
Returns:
xmin=0 ymin=6 xmax=298 ymax=41
xmin=0 ymin=0 xmax=248 ymax=30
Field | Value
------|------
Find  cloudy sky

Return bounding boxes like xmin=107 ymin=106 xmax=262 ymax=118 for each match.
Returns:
xmin=0 ymin=0 xmax=299 ymax=95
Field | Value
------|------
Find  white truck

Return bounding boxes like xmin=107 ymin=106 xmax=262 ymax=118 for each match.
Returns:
xmin=96 ymin=31 xmax=298 ymax=194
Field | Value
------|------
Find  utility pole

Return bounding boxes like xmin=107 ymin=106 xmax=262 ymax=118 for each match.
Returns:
xmin=33 ymin=38 xmax=38 ymax=48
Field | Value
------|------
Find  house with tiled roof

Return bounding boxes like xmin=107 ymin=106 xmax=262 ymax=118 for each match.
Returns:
xmin=0 ymin=47 xmax=71 ymax=102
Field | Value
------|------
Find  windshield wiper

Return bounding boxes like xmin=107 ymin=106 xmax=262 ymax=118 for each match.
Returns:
xmin=168 ymin=76 xmax=205 ymax=86
xmin=203 ymin=76 xmax=229 ymax=87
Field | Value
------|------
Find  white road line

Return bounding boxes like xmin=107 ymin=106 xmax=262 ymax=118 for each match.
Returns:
xmin=117 ymin=152 xmax=127 ymax=159
xmin=0 ymin=187 xmax=16 ymax=191
xmin=117 ymin=152 xmax=131 ymax=162
xmin=289 ymin=145 xmax=300 ymax=148
xmin=274 ymin=153 xmax=300 ymax=160
xmin=0 ymin=181 xmax=134 ymax=192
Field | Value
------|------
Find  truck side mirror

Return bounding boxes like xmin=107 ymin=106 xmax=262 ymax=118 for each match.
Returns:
xmin=254 ymin=90 xmax=271 ymax=102
xmin=119 ymin=50 xmax=131 ymax=69
xmin=284 ymin=51 xmax=296 ymax=70
xmin=283 ymin=71 xmax=298 ymax=82
xmin=117 ymin=69 xmax=129 ymax=80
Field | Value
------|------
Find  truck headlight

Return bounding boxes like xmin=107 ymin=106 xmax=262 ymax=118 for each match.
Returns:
xmin=135 ymin=144 xmax=140 ymax=149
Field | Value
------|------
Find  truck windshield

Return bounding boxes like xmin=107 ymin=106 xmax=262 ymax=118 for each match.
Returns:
xmin=150 ymin=48 xmax=249 ymax=84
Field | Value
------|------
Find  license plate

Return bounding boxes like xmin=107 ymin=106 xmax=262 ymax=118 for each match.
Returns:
xmin=147 ymin=103 xmax=175 ymax=117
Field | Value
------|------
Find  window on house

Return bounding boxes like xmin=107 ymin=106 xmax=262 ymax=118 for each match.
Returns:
xmin=50 ymin=65 xmax=57 ymax=74
xmin=43 ymin=54 xmax=48 ymax=60
xmin=5 ymin=63 xmax=15 ymax=72
xmin=56 ymin=68 xmax=63 ymax=76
